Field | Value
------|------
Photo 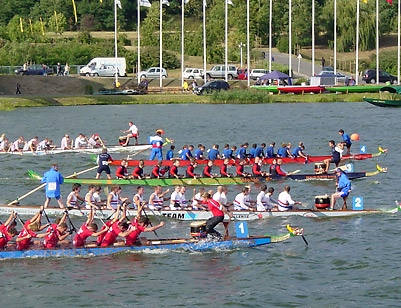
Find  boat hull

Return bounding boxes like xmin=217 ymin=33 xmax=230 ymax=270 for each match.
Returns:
xmin=327 ymin=85 xmax=383 ymax=93
xmin=110 ymin=151 xmax=383 ymax=167
xmin=0 ymin=236 xmax=274 ymax=260
xmin=363 ymin=97 xmax=401 ymax=107
xmin=0 ymin=205 xmax=398 ymax=221
xmin=0 ymin=144 xmax=151 ymax=156
xmin=277 ymin=85 xmax=326 ymax=94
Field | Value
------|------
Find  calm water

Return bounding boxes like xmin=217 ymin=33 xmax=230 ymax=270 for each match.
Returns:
xmin=0 ymin=103 xmax=401 ymax=307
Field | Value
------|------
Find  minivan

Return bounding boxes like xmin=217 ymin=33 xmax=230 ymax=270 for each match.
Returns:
xmin=250 ymin=69 xmax=269 ymax=80
xmin=138 ymin=67 xmax=168 ymax=79
xmin=203 ymin=65 xmax=238 ymax=80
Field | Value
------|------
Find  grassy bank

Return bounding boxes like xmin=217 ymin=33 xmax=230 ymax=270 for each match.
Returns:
xmin=0 ymin=90 xmax=378 ymax=111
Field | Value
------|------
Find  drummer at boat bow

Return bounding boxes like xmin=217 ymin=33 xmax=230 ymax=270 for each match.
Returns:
xmin=277 ymin=185 xmax=302 ymax=211
xmin=121 ymin=121 xmax=139 ymax=146
xmin=149 ymin=129 xmax=165 ymax=160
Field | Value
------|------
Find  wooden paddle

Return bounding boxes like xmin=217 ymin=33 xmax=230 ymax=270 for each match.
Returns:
xmin=288 ymin=169 xmax=301 ymax=175
xmin=8 ymin=165 xmax=99 ymax=206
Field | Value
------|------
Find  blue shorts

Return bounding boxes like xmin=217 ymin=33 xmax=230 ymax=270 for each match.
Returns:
xmin=339 ymin=191 xmax=349 ymax=198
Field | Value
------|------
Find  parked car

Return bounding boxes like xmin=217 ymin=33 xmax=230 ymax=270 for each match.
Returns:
xmin=362 ymin=69 xmax=398 ymax=84
xmin=194 ymin=80 xmax=230 ymax=95
xmin=317 ymin=70 xmax=348 ymax=83
xmin=202 ymin=65 xmax=238 ymax=80
xmin=138 ymin=67 xmax=168 ymax=79
xmin=90 ymin=65 xmax=119 ymax=77
xmin=250 ymin=69 xmax=269 ymax=80
xmin=15 ymin=64 xmax=53 ymax=75
xmin=183 ymin=68 xmax=203 ymax=79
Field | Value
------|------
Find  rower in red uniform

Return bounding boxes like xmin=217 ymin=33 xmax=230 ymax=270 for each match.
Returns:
xmin=73 ymin=208 xmax=108 ymax=248
xmin=16 ymin=208 xmax=48 ymax=250
xmin=151 ymin=161 xmax=163 ymax=179
xmin=132 ymin=160 xmax=145 ymax=179
xmin=116 ymin=159 xmax=131 ymax=179
xmin=43 ymin=211 xmax=70 ymax=249
xmin=0 ymin=212 xmax=18 ymax=249
xmin=220 ymin=158 xmax=232 ymax=177
xmin=186 ymin=159 xmax=199 ymax=179
xmin=203 ymin=160 xmax=215 ymax=178
xmin=269 ymin=158 xmax=288 ymax=176
xmin=252 ymin=157 xmax=268 ymax=176
xmin=236 ymin=159 xmax=251 ymax=177
xmin=169 ymin=159 xmax=181 ymax=178
xmin=99 ymin=204 xmax=130 ymax=247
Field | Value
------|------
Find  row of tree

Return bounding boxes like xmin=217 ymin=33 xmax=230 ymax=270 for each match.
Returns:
xmin=0 ymin=0 xmax=399 ymax=69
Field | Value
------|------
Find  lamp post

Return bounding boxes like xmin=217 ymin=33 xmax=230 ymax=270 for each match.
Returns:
xmin=239 ymin=42 xmax=245 ymax=68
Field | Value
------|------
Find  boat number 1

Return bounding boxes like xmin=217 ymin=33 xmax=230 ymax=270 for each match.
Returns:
xmin=352 ymin=196 xmax=364 ymax=210
xmin=235 ymin=221 xmax=249 ymax=238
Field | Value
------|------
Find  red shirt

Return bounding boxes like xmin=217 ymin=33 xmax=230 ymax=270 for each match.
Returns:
xmin=132 ymin=167 xmax=143 ymax=179
xmin=186 ymin=165 xmax=196 ymax=177
xmin=207 ymin=199 xmax=224 ymax=217
xmin=16 ymin=219 xmax=37 ymax=250
xmin=252 ymin=163 xmax=262 ymax=176
xmin=73 ymin=223 xmax=93 ymax=248
xmin=43 ymin=223 xmax=62 ymax=249
xmin=0 ymin=225 xmax=13 ymax=249
xmin=151 ymin=165 xmax=160 ymax=178
xmin=116 ymin=166 xmax=127 ymax=178
xmin=220 ymin=164 xmax=229 ymax=177
xmin=236 ymin=165 xmax=245 ymax=176
xmin=100 ymin=221 xmax=121 ymax=247
xmin=203 ymin=165 xmax=213 ymax=178
xmin=97 ymin=220 xmax=113 ymax=245
xmin=125 ymin=219 xmax=146 ymax=246
xmin=169 ymin=165 xmax=178 ymax=178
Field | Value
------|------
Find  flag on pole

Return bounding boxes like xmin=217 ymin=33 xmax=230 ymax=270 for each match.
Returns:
xmin=227 ymin=0 xmax=234 ymax=5
xmin=72 ymin=0 xmax=78 ymax=23
xmin=362 ymin=0 xmax=368 ymax=3
xmin=40 ymin=17 xmax=44 ymax=35
xmin=162 ymin=0 xmax=170 ymax=6
xmin=184 ymin=0 xmax=190 ymax=3
xmin=386 ymin=0 xmax=392 ymax=4
xmin=20 ymin=17 xmax=24 ymax=32
xmin=140 ymin=0 xmax=152 ymax=7
xmin=115 ymin=0 xmax=122 ymax=9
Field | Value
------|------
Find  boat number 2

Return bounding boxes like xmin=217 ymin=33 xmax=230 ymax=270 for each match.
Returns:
xmin=352 ymin=196 xmax=364 ymax=210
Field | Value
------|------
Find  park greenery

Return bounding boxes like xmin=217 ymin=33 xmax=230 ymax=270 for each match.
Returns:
xmin=0 ymin=0 xmax=399 ymax=73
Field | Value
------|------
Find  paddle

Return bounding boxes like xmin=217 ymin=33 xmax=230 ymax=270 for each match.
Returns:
xmin=8 ymin=165 xmax=99 ymax=206
xmin=288 ymin=169 xmax=301 ymax=175
xmin=286 ymin=224 xmax=308 ymax=246
xmin=65 ymin=212 xmax=77 ymax=234
xmin=15 ymin=213 xmax=28 ymax=233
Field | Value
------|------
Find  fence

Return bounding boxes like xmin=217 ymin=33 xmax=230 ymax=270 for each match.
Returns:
xmin=0 ymin=65 xmax=84 ymax=75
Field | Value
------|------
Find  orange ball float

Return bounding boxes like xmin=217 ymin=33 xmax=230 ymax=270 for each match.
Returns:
xmin=351 ymin=133 xmax=360 ymax=141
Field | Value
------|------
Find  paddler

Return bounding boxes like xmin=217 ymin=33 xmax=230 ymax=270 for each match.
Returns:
xmin=277 ymin=185 xmax=302 ymax=211
xmin=252 ymin=157 xmax=268 ymax=177
xmin=149 ymin=129 xmax=165 ymax=160
xmin=329 ymin=168 xmax=351 ymax=210
xmin=106 ymin=185 xmax=129 ymax=212
xmin=169 ymin=159 xmax=182 ymax=178
xmin=291 ymin=142 xmax=308 ymax=162
xmin=16 ymin=209 xmax=48 ymax=250
xmin=148 ymin=186 xmax=170 ymax=210
xmin=202 ymin=160 xmax=216 ymax=178
xmin=0 ymin=212 xmax=18 ymax=249
xmin=116 ymin=159 xmax=132 ymax=179
xmin=66 ymin=183 xmax=85 ymax=209
xmin=73 ymin=207 xmax=109 ymax=248
xmin=323 ymin=140 xmax=343 ymax=173
xmin=186 ymin=159 xmax=199 ymax=179
xmin=43 ymin=211 xmax=70 ymax=249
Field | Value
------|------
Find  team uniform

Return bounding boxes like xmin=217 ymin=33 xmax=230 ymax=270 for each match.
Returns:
xmin=73 ymin=223 xmax=94 ymax=248
xmin=0 ymin=225 xmax=13 ymax=249
xmin=43 ymin=224 xmax=63 ymax=248
xmin=194 ymin=148 xmax=204 ymax=159
xmin=170 ymin=190 xmax=181 ymax=210
xmin=233 ymin=193 xmax=251 ymax=210
xmin=265 ymin=145 xmax=275 ymax=158
xmin=337 ymin=172 xmax=351 ymax=198
xmin=276 ymin=147 xmax=288 ymax=157
xmin=124 ymin=219 xmax=146 ymax=246
xmin=149 ymin=135 xmax=164 ymax=160
xmin=205 ymin=199 xmax=225 ymax=237
xmin=166 ymin=149 xmax=174 ymax=160
xmin=67 ymin=191 xmax=78 ymax=208
xmin=96 ymin=153 xmax=113 ymax=176
xmin=208 ymin=149 xmax=220 ymax=160
xmin=108 ymin=192 xmax=120 ymax=211
xmin=116 ymin=165 xmax=128 ymax=179
xmin=202 ymin=165 xmax=213 ymax=178
xmin=277 ymin=191 xmax=296 ymax=211
xmin=220 ymin=164 xmax=230 ymax=177
xmin=148 ymin=192 xmax=164 ymax=210
xmin=41 ymin=167 xmax=64 ymax=200
xmin=100 ymin=221 xmax=122 ymax=247
xmin=256 ymin=191 xmax=268 ymax=211
xmin=329 ymin=145 xmax=342 ymax=165
xmin=186 ymin=164 xmax=197 ymax=178
xmin=16 ymin=220 xmax=37 ymax=250
xmin=169 ymin=165 xmax=179 ymax=178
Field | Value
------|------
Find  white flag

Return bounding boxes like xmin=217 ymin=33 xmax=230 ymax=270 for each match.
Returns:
xmin=162 ymin=0 xmax=170 ymax=6
xmin=184 ymin=0 xmax=190 ymax=4
xmin=227 ymin=0 xmax=234 ymax=5
xmin=140 ymin=0 xmax=152 ymax=7
xmin=115 ymin=0 xmax=122 ymax=9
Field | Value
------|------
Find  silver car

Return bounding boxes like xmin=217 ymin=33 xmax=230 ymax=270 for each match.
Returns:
xmin=183 ymin=68 xmax=204 ymax=79
xmin=138 ymin=67 xmax=168 ymax=79
xmin=90 ymin=65 xmax=119 ymax=77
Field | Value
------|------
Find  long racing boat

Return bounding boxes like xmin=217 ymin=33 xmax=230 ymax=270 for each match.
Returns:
xmin=0 ymin=144 xmax=151 ymax=156
xmin=27 ymin=165 xmax=387 ymax=186
xmin=0 ymin=222 xmax=300 ymax=260
xmin=109 ymin=147 xmax=387 ymax=167
xmin=0 ymin=204 xmax=398 ymax=221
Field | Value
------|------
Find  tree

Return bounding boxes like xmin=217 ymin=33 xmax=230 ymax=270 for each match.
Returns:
xmin=48 ymin=12 xmax=67 ymax=34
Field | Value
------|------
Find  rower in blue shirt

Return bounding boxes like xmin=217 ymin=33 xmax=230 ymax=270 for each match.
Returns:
xmin=265 ymin=142 xmax=276 ymax=158
xmin=248 ymin=143 xmax=257 ymax=158
xmin=194 ymin=144 xmax=205 ymax=160
xmin=291 ymin=142 xmax=308 ymax=163
xmin=222 ymin=144 xmax=232 ymax=159
xmin=208 ymin=144 xmax=221 ymax=160
xmin=237 ymin=143 xmax=249 ymax=159
xmin=166 ymin=145 xmax=175 ymax=160
xmin=277 ymin=143 xmax=288 ymax=157
xmin=339 ymin=129 xmax=352 ymax=155
xmin=254 ymin=143 xmax=266 ymax=158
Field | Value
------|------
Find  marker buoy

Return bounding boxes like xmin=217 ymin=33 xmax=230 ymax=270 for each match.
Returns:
xmin=351 ymin=133 xmax=360 ymax=141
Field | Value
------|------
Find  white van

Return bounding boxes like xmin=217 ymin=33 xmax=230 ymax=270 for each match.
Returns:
xmin=80 ymin=57 xmax=127 ymax=77
xmin=250 ymin=69 xmax=269 ymax=80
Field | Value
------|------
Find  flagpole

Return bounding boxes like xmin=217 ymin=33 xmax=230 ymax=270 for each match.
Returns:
xmin=356 ymin=0 xmax=360 ymax=85
xmin=225 ymin=0 xmax=228 ymax=81
xmin=334 ymin=0 xmax=337 ymax=74
xmin=397 ymin=0 xmax=401 ymax=85
xmin=203 ymin=0 xmax=207 ymax=84
xmin=246 ymin=0 xmax=250 ymax=87
xmin=181 ymin=0 xmax=185 ymax=89
xmin=114 ymin=0 xmax=118 ymax=86
xmin=311 ymin=0 xmax=315 ymax=76
xmin=137 ymin=0 xmax=141 ymax=84
xmin=159 ymin=0 xmax=163 ymax=89
xmin=269 ymin=0 xmax=272 ymax=72
xmin=288 ymin=0 xmax=292 ymax=77
xmin=376 ymin=0 xmax=379 ymax=84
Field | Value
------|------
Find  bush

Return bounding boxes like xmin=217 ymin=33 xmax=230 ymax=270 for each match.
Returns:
xmin=210 ymin=89 xmax=273 ymax=104
xmin=276 ymin=36 xmax=289 ymax=53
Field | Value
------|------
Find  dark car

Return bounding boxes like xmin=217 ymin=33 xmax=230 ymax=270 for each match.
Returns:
xmin=15 ymin=64 xmax=53 ymax=75
xmin=194 ymin=80 xmax=230 ymax=95
xmin=362 ymin=69 xmax=397 ymax=84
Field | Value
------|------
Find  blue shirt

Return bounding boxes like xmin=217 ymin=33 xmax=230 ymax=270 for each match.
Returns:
xmin=166 ymin=149 xmax=174 ymax=160
xmin=222 ymin=149 xmax=233 ymax=159
xmin=277 ymin=147 xmax=288 ymax=157
xmin=194 ymin=149 xmax=203 ymax=159
xmin=249 ymin=148 xmax=256 ymax=158
xmin=265 ymin=146 xmax=275 ymax=158
xmin=254 ymin=146 xmax=264 ymax=158
xmin=291 ymin=146 xmax=302 ymax=157
xmin=208 ymin=149 xmax=220 ymax=160
xmin=41 ymin=167 xmax=64 ymax=198
xmin=237 ymin=147 xmax=247 ymax=159
xmin=338 ymin=173 xmax=351 ymax=195
xmin=342 ymin=133 xmax=352 ymax=146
